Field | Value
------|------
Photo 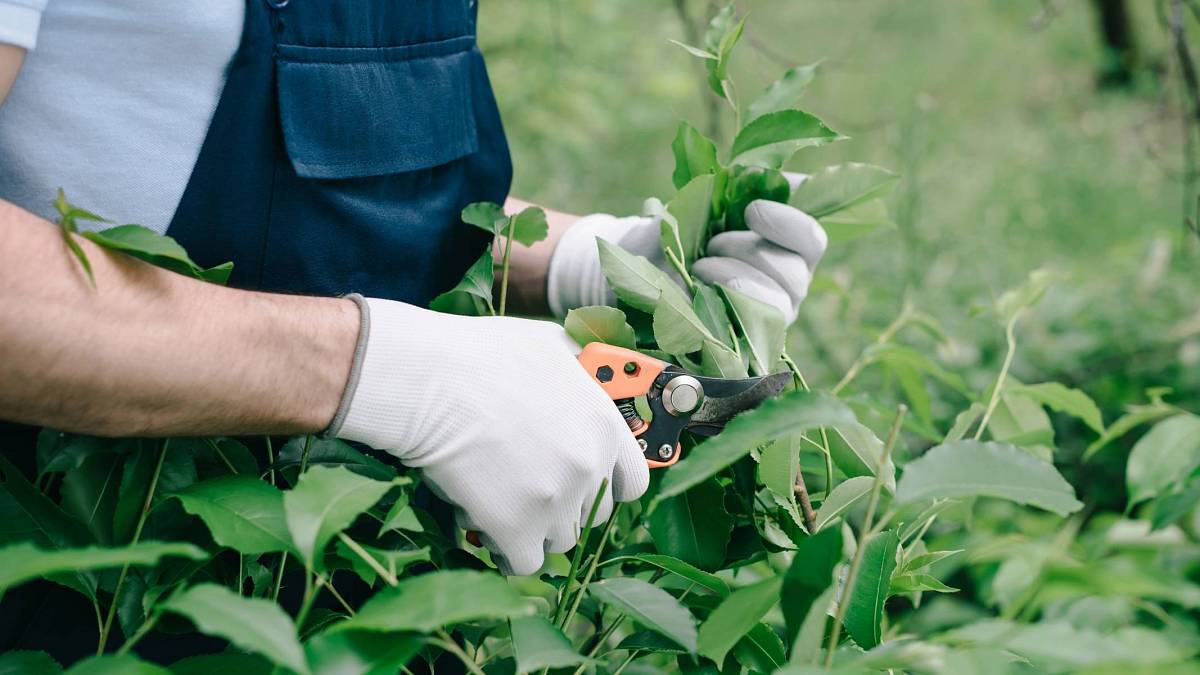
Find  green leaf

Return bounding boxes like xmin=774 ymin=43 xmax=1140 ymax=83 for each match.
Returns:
xmin=672 ymin=122 xmax=720 ymax=190
xmin=939 ymin=620 xmax=1186 ymax=672
xmin=653 ymin=291 xmax=716 ymax=356
xmin=37 ymin=432 xmax=132 ymax=477
xmin=502 ymin=207 xmax=549 ymax=247
xmin=945 ymin=403 xmax=985 ymax=443
xmin=274 ymin=437 xmax=396 ymax=484
xmin=617 ymin=630 xmax=689 ymax=654
xmin=654 ymin=391 xmax=856 ymax=505
xmin=692 ymin=283 xmax=736 ymax=349
xmin=844 ymin=530 xmax=899 ymax=649
xmin=1149 ymin=479 xmax=1200 ymax=530
xmin=65 ymin=655 xmax=168 ymax=675
xmin=375 ymin=491 xmax=423 ymax=536
xmin=790 ymin=163 xmax=899 ymax=218
xmin=732 ymin=622 xmax=787 ymax=672
xmin=461 ymin=202 xmax=507 ymax=236
xmin=597 ymin=239 xmax=686 ymax=314
xmin=283 ymin=466 xmax=393 ymax=570
xmin=174 ymin=477 xmax=293 ymax=555
xmin=82 ymin=225 xmax=226 ymax=283
xmin=429 ymin=247 xmax=495 ymax=316
xmin=1009 ymin=382 xmax=1104 ymax=434
xmin=818 ymin=198 xmax=896 ymax=243
xmin=163 ymin=583 xmax=308 ymax=675
xmin=0 ymin=651 xmax=61 ymax=675
xmin=698 ymin=577 xmax=782 ymax=664
xmin=509 ymin=616 xmax=586 ymax=673
xmin=815 ymin=476 xmax=874 ymax=531
xmin=603 ymin=553 xmax=730 ymax=596
xmin=669 ymin=40 xmax=717 ymax=61
xmin=647 ymin=478 xmax=733 ymax=571
xmin=0 ymin=541 xmax=206 ymax=596
xmin=170 ymin=653 xmax=274 ymax=675
xmin=343 ymin=569 xmax=533 ymax=632
xmin=114 ymin=442 xmax=196 ymax=543
xmin=890 ymin=572 xmax=957 ymax=594
xmin=335 ymin=540 xmax=430 ymax=586
xmin=564 ymin=306 xmax=636 ymax=349
xmin=720 ymin=285 xmax=785 ymax=375
xmin=699 ymin=340 xmax=748 ymax=379
xmin=895 ymin=440 xmax=1082 ymax=516
xmin=828 ymin=423 xmax=896 ymax=492
xmin=730 ymin=110 xmax=843 ymax=168
xmin=661 ymin=174 xmax=714 ymax=267
xmin=1126 ymin=414 xmax=1200 ymax=506
xmin=1084 ymin=401 xmax=1179 ymax=461
xmin=588 ymin=577 xmax=698 ymax=653
xmin=745 ymin=61 xmax=820 ymax=125
xmin=781 ymin=527 xmax=843 ymax=646
xmin=702 ymin=5 xmax=746 ymax=97
xmin=789 ymin=586 xmax=834 ymax=665
xmin=995 ymin=268 xmax=1056 ymax=325
xmin=722 ymin=165 xmax=791 ymax=231
xmin=60 ymin=454 xmax=122 ymax=545
xmin=759 ymin=437 xmax=799 ymax=510
xmin=304 ymin=631 xmax=423 ymax=675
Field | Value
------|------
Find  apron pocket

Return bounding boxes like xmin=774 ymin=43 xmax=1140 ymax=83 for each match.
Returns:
xmin=275 ymin=35 xmax=479 ymax=179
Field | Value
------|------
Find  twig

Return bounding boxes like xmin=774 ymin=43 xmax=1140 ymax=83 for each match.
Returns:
xmin=434 ymin=629 xmax=487 ymax=675
xmin=794 ymin=471 xmax=817 ymax=533
xmin=559 ymin=504 xmax=622 ymax=632
xmin=825 ymin=405 xmax=906 ymax=667
xmin=499 ymin=225 xmax=515 ymax=317
xmin=974 ymin=309 xmax=1024 ymax=441
xmin=554 ymin=478 xmax=610 ymax=626
xmin=338 ymin=532 xmax=399 ymax=587
xmin=97 ymin=440 xmax=169 ymax=654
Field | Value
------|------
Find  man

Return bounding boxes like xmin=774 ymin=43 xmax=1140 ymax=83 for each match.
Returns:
xmin=0 ymin=1 xmax=826 ymax=578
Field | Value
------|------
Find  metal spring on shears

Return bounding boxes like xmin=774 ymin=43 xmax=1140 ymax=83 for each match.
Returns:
xmin=614 ymin=398 xmax=645 ymax=433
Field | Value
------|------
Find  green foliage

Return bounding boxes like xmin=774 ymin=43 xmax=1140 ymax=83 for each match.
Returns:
xmin=12 ymin=3 xmax=1199 ymax=673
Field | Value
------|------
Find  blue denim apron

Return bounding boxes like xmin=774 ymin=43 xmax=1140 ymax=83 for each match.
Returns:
xmin=0 ymin=0 xmax=510 ymax=662
xmin=168 ymin=0 xmax=512 ymax=302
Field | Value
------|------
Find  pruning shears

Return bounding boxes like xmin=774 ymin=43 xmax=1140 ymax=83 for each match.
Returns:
xmin=465 ymin=343 xmax=790 ymax=549
xmin=577 ymin=343 xmax=792 ymax=468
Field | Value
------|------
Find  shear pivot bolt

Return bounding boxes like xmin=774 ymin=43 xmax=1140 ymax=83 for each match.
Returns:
xmin=657 ymin=444 xmax=674 ymax=460
xmin=662 ymin=376 xmax=704 ymax=416
xmin=638 ymin=439 xmax=648 ymax=451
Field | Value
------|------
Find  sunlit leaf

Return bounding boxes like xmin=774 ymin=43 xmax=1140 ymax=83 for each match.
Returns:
xmin=815 ymin=476 xmax=874 ymax=531
xmin=461 ymin=202 xmax=506 ymax=236
xmin=502 ymin=207 xmax=549 ymax=247
xmin=720 ymin=285 xmax=785 ymax=376
xmin=283 ymin=466 xmax=393 ymax=570
xmin=896 ymin=441 xmax=1082 ymax=516
xmin=162 ymin=583 xmax=308 ymax=675
xmin=672 ymin=122 xmax=719 ymax=190
xmin=174 ymin=477 xmax=294 ymax=555
xmin=64 ymin=655 xmax=168 ymax=674
xmin=730 ymin=110 xmax=843 ymax=168
xmin=1126 ymin=414 xmax=1200 ymax=506
xmin=303 ymin=631 xmax=422 ymax=675
xmin=510 ymin=616 xmax=586 ymax=673
xmin=588 ymin=577 xmax=698 ymax=653
xmin=564 ymin=306 xmax=637 ymax=349
xmin=603 ymin=553 xmax=730 ymax=596
xmin=790 ymin=163 xmax=899 ymax=218
xmin=344 ymin=570 xmax=533 ymax=632
xmin=745 ymin=61 xmax=820 ymax=125
xmin=1010 ymin=382 xmax=1104 ymax=434
xmin=844 ymin=530 xmax=899 ymax=649
xmin=597 ymin=239 xmax=688 ymax=314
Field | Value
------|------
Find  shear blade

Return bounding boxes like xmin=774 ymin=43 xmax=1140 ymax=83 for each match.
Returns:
xmin=686 ymin=371 xmax=791 ymax=435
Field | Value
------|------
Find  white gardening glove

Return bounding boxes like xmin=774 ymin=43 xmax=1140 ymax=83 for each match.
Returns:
xmin=327 ymin=297 xmax=649 ymax=576
xmin=547 ymin=174 xmax=827 ymax=323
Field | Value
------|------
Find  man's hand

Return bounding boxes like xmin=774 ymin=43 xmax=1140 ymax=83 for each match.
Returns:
xmin=544 ymin=178 xmax=827 ymax=323
xmin=330 ymin=299 xmax=650 ymax=576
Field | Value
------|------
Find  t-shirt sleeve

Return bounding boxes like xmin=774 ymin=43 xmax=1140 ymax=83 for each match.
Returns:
xmin=0 ymin=0 xmax=49 ymax=50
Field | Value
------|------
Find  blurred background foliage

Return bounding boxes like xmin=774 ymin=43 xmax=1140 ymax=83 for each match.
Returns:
xmin=480 ymin=0 xmax=1199 ymax=502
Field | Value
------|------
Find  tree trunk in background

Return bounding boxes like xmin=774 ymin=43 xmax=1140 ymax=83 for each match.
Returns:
xmin=1091 ymin=0 xmax=1138 ymax=87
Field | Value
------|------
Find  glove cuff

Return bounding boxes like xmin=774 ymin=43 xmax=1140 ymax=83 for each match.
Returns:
xmin=546 ymin=213 xmax=648 ymax=318
xmin=321 ymin=293 xmax=371 ymax=439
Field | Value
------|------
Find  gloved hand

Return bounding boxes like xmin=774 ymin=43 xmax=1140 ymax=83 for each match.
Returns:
xmin=328 ymin=298 xmax=649 ymax=576
xmin=546 ymin=174 xmax=827 ymax=323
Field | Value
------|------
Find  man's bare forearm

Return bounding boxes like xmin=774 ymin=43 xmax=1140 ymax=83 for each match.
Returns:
xmin=0 ymin=200 xmax=359 ymax=437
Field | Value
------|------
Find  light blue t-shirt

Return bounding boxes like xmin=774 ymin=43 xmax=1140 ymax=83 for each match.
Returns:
xmin=0 ymin=0 xmax=243 ymax=233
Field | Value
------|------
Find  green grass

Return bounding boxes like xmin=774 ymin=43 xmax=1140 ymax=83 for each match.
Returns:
xmin=479 ymin=0 xmax=1198 ymax=423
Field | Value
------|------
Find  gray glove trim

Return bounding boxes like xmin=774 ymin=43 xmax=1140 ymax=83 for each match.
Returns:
xmin=322 ymin=292 xmax=371 ymax=438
